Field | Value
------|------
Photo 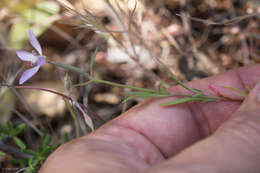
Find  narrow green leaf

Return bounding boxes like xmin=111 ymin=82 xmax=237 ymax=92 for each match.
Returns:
xmin=90 ymin=47 xmax=98 ymax=76
xmin=122 ymin=96 xmax=136 ymax=103
xmin=245 ymin=86 xmax=251 ymax=92
xmin=32 ymin=159 xmax=39 ymax=167
xmin=223 ymin=86 xmax=248 ymax=96
xmin=0 ymin=151 xmax=6 ymax=157
xmin=63 ymin=133 xmax=69 ymax=143
xmin=0 ymin=124 xmax=5 ymax=133
xmin=0 ymin=134 xmax=3 ymax=141
xmin=92 ymin=79 xmax=158 ymax=93
xmin=74 ymin=79 xmax=94 ymax=87
xmin=14 ymin=123 xmax=26 ymax=136
xmin=42 ymin=134 xmax=51 ymax=146
xmin=125 ymin=91 xmax=170 ymax=98
xmin=7 ymin=121 xmax=14 ymax=131
xmin=161 ymin=97 xmax=203 ymax=106
xmin=158 ymin=82 xmax=169 ymax=94
xmin=13 ymin=136 xmax=26 ymax=150
xmin=158 ymin=60 xmax=202 ymax=94
xmin=49 ymin=61 xmax=91 ymax=79
xmin=24 ymin=149 xmax=38 ymax=156
xmin=39 ymin=146 xmax=52 ymax=157
xmin=28 ymin=158 xmax=34 ymax=168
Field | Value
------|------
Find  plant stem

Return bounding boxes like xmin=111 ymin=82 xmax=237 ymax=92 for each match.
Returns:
xmin=48 ymin=61 xmax=161 ymax=93
xmin=153 ymin=57 xmax=202 ymax=94
xmin=48 ymin=61 xmax=91 ymax=79
xmin=0 ymin=142 xmax=32 ymax=160
xmin=0 ymin=84 xmax=105 ymax=123
xmin=92 ymin=79 xmax=159 ymax=93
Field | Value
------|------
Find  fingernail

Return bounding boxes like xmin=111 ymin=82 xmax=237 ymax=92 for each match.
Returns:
xmin=209 ymin=84 xmax=245 ymax=100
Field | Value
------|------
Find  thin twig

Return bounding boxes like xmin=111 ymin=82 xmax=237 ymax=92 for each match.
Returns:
xmin=12 ymin=109 xmax=43 ymax=136
xmin=176 ymin=13 xmax=260 ymax=26
xmin=0 ymin=142 xmax=32 ymax=160
xmin=0 ymin=84 xmax=105 ymax=123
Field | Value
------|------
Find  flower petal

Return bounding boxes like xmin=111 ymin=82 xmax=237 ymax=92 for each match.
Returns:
xmin=16 ymin=51 xmax=36 ymax=62
xmin=29 ymin=29 xmax=42 ymax=55
xmin=19 ymin=65 xmax=40 ymax=84
xmin=36 ymin=56 xmax=46 ymax=66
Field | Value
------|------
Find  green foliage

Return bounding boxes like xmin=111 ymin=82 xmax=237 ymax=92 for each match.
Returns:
xmin=50 ymin=61 xmax=91 ymax=79
xmin=9 ymin=1 xmax=60 ymax=48
xmin=125 ymin=91 xmax=170 ymax=98
xmin=0 ymin=122 xmax=60 ymax=173
xmin=0 ymin=151 xmax=6 ymax=157
xmin=49 ymin=50 xmax=227 ymax=107
xmin=0 ymin=122 xmax=26 ymax=149
xmin=63 ymin=133 xmax=69 ymax=143
xmin=23 ymin=133 xmax=60 ymax=173
xmin=90 ymin=47 xmax=99 ymax=76
xmin=10 ymin=158 xmax=27 ymax=167
xmin=13 ymin=136 xmax=26 ymax=150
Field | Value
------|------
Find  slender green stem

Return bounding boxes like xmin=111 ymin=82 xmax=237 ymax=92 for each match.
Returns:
xmin=47 ymin=60 xmax=230 ymax=106
xmin=154 ymin=57 xmax=202 ymax=94
xmin=92 ymin=79 xmax=159 ymax=93
xmin=48 ymin=61 xmax=91 ymax=79
xmin=49 ymin=61 xmax=159 ymax=93
xmin=164 ymin=66 xmax=201 ymax=93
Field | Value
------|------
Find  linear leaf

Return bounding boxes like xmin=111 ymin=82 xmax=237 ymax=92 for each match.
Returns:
xmin=125 ymin=91 xmax=170 ymax=98
xmin=74 ymin=79 xmax=94 ymax=87
xmin=13 ymin=136 xmax=26 ymax=150
xmin=90 ymin=47 xmax=98 ymax=76
xmin=0 ymin=151 xmax=5 ymax=157
xmin=122 ymin=96 xmax=136 ymax=103
xmin=223 ymin=86 xmax=247 ymax=96
xmin=49 ymin=61 xmax=91 ymax=79
xmin=14 ymin=123 xmax=26 ymax=136
xmin=161 ymin=97 xmax=203 ymax=106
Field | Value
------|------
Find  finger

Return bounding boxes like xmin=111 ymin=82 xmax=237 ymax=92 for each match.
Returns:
xmin=40 ymin=64 xmax=260 ymax=173
xmin=147 ymin=80 xmax=260 ymax=173
xmin=103 ymin=64 xmax=260 ymax=158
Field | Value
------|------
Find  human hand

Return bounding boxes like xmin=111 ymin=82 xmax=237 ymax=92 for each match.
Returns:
xmin=39 ymin=64 xmax=260 ymax=173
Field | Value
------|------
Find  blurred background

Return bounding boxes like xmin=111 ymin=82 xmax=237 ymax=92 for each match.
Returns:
xmin=0 ymin=0 xmax=259 ymax=170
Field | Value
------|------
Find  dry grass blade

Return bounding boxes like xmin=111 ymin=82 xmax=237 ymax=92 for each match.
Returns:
xmin=58 ymin=0 xmax=107 ymax=33
xmin=57 ymin=0 xmax=125 ymax=34
xmin=176 ymin=13 xmax=260 ymax=26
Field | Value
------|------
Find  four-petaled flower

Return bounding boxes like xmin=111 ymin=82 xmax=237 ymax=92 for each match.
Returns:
xmin=16 ymin=29 xmax=46 ymax=84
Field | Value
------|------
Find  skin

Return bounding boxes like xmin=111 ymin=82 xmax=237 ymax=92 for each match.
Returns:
xmin=40 ymin=64 xmax=260 ymax=173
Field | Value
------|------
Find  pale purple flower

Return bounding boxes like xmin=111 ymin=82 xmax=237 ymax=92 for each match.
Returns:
xmin=16 ymin=29 xmax=46 ymax=84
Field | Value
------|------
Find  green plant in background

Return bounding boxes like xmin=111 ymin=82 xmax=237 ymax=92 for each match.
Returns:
xmin=0 ymin=122 xmax=26 ymax=150
xmin=9 ymin=1 xmax=60 ymax=48
xmin=23 ymin=133 xmax=59 ymax=173
xmin=0 ymin=121 xmax=60 ymax=173
xmin=0 ymin=0 xmax=39 ymax=13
